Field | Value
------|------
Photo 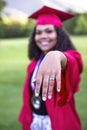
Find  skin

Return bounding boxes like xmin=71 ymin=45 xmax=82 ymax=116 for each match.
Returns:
xmin=34 ymin=25 xmax=67 ymax=101
xmin=35 ymin=25 xmax=57 ymax=54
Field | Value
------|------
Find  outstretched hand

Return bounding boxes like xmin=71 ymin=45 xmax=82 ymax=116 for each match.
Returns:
xmin=35 ymin=51 xmax=67 ymax=101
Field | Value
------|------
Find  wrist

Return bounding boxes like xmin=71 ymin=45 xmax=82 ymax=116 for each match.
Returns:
xmin=47 ymin=51 xmax=67 ymax=68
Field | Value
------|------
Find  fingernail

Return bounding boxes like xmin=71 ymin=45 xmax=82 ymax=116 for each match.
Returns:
xmin=48 ymin=95 xmax=51 ymax=99
xmin=42 ymin=97 xmax=46 ymax=101
xmin=35 ymin=92 xmax=39 ymax=97
xmin=57 ymin=88 xmax=60 ymax=92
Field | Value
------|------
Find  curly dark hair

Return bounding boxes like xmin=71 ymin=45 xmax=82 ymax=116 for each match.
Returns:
xmin=28 ymin=26 xmax=75 ymax=60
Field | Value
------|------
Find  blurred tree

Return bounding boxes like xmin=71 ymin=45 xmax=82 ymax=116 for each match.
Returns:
xmin=0 ymin=0 xmax=6 ymax=20
xmin=63 ymin=16 xmax=77 ymax=34
xmin=74 ymin=13 xmax=87 ymax=35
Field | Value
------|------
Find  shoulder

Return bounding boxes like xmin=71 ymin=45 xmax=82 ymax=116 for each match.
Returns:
xmin=63 ymin=50 xmax=82 ymax=61
xmin=63 ymin=50 xmax=81 ymax=56
xmin=63 ymin=50 xmax=83 ymax=73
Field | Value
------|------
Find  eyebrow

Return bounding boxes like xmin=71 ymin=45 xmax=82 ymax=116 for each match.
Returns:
xmin=36 ymin=27 xmax=54 ymax=31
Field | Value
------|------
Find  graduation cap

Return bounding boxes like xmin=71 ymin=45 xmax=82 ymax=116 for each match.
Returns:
xmin=29 ymin=6 xmax=74 ymax=28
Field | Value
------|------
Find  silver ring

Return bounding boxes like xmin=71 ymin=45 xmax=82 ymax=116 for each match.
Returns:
xmin=49 ymin=76 xmax=55 ymax=81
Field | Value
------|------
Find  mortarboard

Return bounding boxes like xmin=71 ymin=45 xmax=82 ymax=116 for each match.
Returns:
xmin=29 ymin=6 xmax=74 ymax=28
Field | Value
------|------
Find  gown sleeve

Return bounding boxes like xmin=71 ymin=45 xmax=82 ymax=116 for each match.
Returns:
xmin=56 ymin=50 xmax=83 ymax=106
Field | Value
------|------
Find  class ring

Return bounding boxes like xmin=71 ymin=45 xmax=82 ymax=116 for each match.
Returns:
xmin=49 ymin=76 xmax=55 ymax=81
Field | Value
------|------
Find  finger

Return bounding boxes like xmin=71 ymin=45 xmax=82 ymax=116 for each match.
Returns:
xmin=48 ymin=75 xmax=55 ymax=99
xmin=42 ymin=75 xmax=49 ymax=101
xmin=56 ymin=69 xmax=61 ymax=92
xmin=35 ymin=73 xmax=43 ymax=97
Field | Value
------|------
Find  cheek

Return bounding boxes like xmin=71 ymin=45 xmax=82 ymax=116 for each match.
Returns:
xmin=35 ymin=35 xmax=39 ymax=43
xmin=50 ymin=31 xmax=57 ymax=38
xmin=51 ymin=34 xmax=57 ymax=42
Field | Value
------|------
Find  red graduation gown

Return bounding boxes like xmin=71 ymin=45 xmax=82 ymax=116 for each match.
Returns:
xmin=18 ymin=50 xmax=83 ymax=130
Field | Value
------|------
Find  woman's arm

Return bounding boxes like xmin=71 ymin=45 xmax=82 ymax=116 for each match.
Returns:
xmin=34 ymin=51 xmax=67 ymax=101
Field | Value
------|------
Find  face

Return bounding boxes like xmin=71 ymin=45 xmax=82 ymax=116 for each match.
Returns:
xmin=35 ymin=25 xmax=57 ymax=54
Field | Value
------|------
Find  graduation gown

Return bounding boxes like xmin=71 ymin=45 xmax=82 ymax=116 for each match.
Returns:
xmin=18 ymin=50 xmax=83 ymax=130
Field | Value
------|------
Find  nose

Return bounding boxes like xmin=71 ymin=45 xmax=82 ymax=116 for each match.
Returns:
xmin=40 ymin=32 xmax=48 ymax=38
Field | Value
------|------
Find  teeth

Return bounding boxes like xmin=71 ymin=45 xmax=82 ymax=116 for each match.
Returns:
xmin=41 ymin=41 xmax=49 ymax=45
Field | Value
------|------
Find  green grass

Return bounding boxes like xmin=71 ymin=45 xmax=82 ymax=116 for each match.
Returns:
xmin=71 ymin=36 xmax=87 ymax=130
xmin=0 ymin=36 xmax=87 ymax=130
xmin=0 ymin=38 xmax=29 ymax=130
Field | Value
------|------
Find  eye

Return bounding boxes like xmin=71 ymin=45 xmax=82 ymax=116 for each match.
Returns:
xmin=35 ymin=31 xmax=41 ymax=35
xmin=46 ymin=29 xmax=53 ymax=34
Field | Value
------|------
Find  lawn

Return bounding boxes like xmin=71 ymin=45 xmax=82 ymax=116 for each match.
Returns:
xmin=0 ymin=36 xmax=87 ymax=130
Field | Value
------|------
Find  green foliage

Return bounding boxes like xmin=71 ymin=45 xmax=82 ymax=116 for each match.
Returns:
xmin=63 ymin=16 xmax=77 ymax=34
xmin=74 ymin=14 xmax=87 ymax=35
xmin=0 ymin=23 xmax=30 ymax=38
xmin=0 ymin=0 xmax=6 ymax=12
xmin=64 ymin=13 xmax=87 ymax=35
xmin=0 ymin=20 xmax=35 ymax=38
xmin=0 ymin=0 xmax=6 ymax=20
xmin=0 ymin=13 xmax=87 ymax=38
xmin=0 ymin=21 xmax=5 ymax=37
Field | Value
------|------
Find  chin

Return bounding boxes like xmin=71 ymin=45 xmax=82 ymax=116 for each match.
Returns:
xmin=41 ymin=49 xmax=50 ymax=53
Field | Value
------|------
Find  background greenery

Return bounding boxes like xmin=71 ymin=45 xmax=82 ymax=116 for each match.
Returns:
xmin=0 ymin=13 xmax=87 ymax=38
xmin=0 ymin=0 xmax=87 ymax=38
xmin=0 ymin=36 xmax=87 ymax=130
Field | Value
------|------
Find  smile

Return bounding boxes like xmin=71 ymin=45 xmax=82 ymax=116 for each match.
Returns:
xmin=40 ymin=41 xmax=50 ymax=46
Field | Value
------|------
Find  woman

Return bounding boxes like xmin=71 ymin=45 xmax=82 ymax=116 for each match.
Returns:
xmin=18 ymin=6 xmax=83 ymax=130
